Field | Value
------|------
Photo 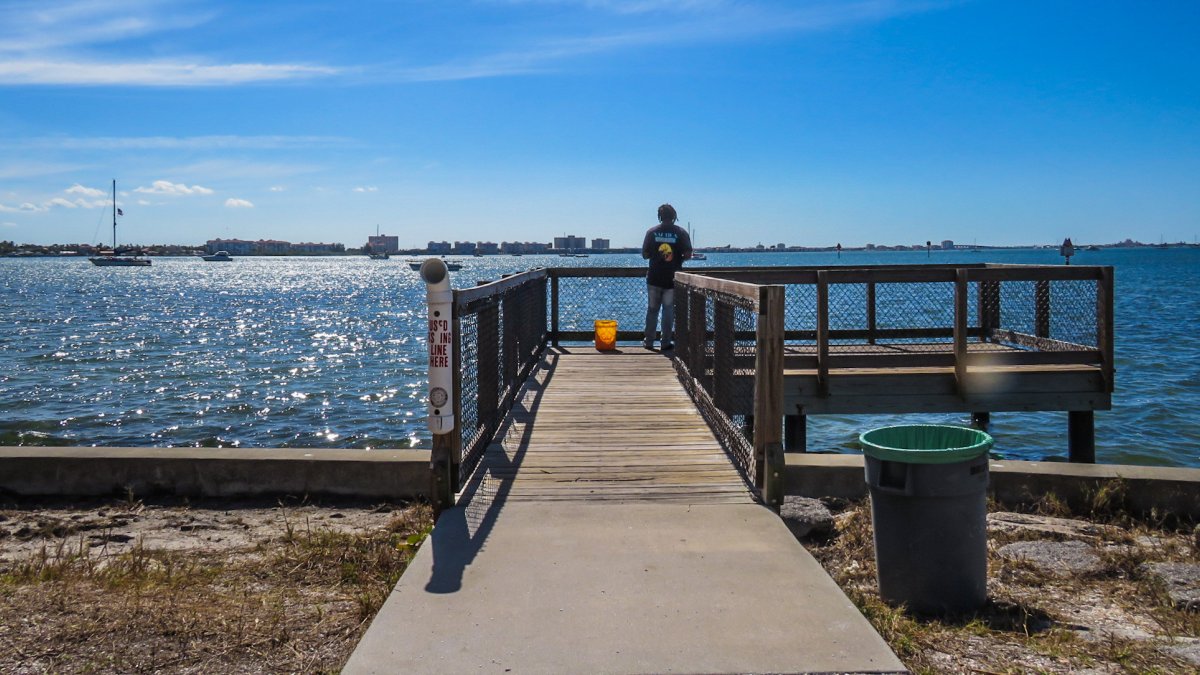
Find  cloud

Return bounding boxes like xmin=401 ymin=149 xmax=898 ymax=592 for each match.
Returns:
xmin=353 ymin=185 xmax=379 ymax=193
xmin=393 ymin=1 xmax=944 ymax=82
xmin=269 ymin=185 xmax=287 ymax=192
xmin=65 ymin=183 xmax=104 ymax=197
xmin=224 ymin=198 xmax=254 ymax=208
xmin=1 ymin=135 xmax=351 ymax=151
xmin=0 ymin=196 xmax=106 ymax=212
xmin=135 ymin=180 xmax=214 ymax=196
xmin=0 ymin=60 xmax=339 ymax=86
xmin=137 ymin=199 xmax=152 ymax=206
xmin=1 ymin=221 xmax=15 ymax=228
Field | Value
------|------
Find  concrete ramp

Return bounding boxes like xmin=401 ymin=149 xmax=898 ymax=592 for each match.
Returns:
xmin=345 ymin=501 xmax=904 ymax=674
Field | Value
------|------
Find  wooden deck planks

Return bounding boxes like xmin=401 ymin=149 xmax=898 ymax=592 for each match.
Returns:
xmin=467 ymin=348 xmax=755 ymax=504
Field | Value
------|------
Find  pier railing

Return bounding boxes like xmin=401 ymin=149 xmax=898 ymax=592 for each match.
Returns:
xmin=429 ymin=263 xmax=1113 ymax=510
xmin=672 ymin=273 xmax=785 ymax=506
xmin=695 ymin=264 xmax=1114 ymax=394
xmin=431 ymin=269 xmax=547 ymax=506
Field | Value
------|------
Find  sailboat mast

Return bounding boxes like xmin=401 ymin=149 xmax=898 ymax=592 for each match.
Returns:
xmin=111 ymin=179 xmax=117 ymax=250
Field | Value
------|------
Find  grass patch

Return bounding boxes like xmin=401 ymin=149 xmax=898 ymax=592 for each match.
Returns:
xmin=0 ymin=498 xmax=433 ymax=673
xmin=805 ymin=498 xmax=1198 ymax=674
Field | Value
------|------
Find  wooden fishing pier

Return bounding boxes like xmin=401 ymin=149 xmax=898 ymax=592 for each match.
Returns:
xmin=430 ymin=262 xmax=1114 ymax=509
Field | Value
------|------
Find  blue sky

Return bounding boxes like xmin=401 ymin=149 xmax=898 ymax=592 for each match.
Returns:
xmin=1 ymin=0 xmax=1197 ymax=248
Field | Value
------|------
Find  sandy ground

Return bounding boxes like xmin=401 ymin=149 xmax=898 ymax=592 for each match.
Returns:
xmin=0 ymin=496 xmax=432 ymax=674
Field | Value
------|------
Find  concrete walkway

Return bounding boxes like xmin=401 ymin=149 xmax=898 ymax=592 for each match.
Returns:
xmin=344 ymin=350 xmax=904 ymax=674
xmin=345 ymin=501 xmax=903 ymax=674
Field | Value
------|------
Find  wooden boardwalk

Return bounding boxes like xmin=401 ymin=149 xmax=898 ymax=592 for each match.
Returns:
xmin=467 ymin=346 xmax=754 ymax=504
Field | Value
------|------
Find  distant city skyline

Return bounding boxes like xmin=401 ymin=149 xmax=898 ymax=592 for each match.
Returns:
xmin=1 ymin=2 xmax=1197 ymax=247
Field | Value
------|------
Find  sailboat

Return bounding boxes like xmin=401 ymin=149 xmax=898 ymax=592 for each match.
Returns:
xmin=688 ymin=222 xmax=707 ymax=260
xmin=90 ymin=180 xmax=150 ymax=266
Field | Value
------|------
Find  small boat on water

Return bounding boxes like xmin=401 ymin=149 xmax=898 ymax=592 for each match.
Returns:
xmin=408 ymin=259 xmax=462 ymax=271
xmin=90 ymin=180 xmax=151 ymax=267
xmin=201 ymin=250 xmax=233 ymax=262
xmin=368 ymin=251 xmax=390 ymax=260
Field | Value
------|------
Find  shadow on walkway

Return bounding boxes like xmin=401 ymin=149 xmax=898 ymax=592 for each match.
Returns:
xmin=423 ymin=351 xmax=558 ymax=594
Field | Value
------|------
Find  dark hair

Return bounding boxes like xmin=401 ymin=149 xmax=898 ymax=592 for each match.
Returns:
xmin=657 ymin=203 xmax=677 ymax=225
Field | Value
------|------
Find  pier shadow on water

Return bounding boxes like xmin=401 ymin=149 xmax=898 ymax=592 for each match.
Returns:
xmin=423 ymin=352 xmax=557 ymax=594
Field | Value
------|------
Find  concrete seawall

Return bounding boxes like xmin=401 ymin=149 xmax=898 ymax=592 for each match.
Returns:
xmin=3 ymin=447 xmax=1198 ymax=518
xmin=0 ymin=447 xmax=430 ymax=500
xmin=786 ymin=454 xmax=1200 ymax=519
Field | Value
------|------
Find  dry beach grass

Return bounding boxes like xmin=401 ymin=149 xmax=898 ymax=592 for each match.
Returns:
xmin=804 ymin=488 xmax=1200 ymax=674
xmin=0 ymin=496 xmax=432 ymax=673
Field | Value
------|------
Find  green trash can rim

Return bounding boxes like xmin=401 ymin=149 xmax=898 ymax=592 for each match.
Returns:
xmin=859 ymin=424 xmax=994 ymax=464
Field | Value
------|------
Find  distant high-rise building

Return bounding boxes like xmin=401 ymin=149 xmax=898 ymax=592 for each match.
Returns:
xmin=941 ymin=240 xmax=955 ymax=250
xmin=553 ymin=235 xmax=586 ymax=250
xmin=428 ymin=241 xmax=452 ymax=254
xmin=368 ymin=235 xmax=399 ymax=254
xmin=477 ymin=241 xmax=499 ymax=255
xmin=453 ymin=241 xmax=477 ymax=255
xmin=591 ymin=238 xmax=610 ymax=250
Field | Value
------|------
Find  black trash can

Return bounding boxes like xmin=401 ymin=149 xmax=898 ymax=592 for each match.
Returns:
xmin=860 ymin=424 xmax=993 ymax=615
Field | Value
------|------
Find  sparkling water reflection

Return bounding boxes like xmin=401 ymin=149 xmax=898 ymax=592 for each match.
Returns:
xmin=1 ymin=247 xmax=1196 ymax=467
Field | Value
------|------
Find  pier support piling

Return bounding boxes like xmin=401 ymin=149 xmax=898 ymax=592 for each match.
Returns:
xmin=1068 ymin=411 xmax=1095 ymax=463
xmin=784 ymin=414 xmax=807 ymax=453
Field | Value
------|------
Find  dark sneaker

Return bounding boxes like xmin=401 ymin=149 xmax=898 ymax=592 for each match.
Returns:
xmin=642 ymin=341 xmax=654 ymax=350
xmin=661 ymin=342 xmax=674 ymax=351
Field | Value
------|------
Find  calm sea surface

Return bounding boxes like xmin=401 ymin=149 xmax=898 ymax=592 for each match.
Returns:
xmin=1 ymin=248 xmax=1197 ymax=467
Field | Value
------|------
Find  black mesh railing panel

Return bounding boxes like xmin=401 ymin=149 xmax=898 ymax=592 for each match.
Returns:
xmin=457 ymin=311 xmax=482 ymax=468
xmin=1049 ymin=279 xmax=1098 ymax=347
xmin=455 ymin=275 xmax=547 ymax=489
xmin=784 ymin=284 xmax=817 ymax=344
xmin=554 ymin=276 xmax=647 ymax=338
xmin=993 ymin=279 xmax=1097 ymax=350
xmin=675 ymin=282 xmax=759 ymax=491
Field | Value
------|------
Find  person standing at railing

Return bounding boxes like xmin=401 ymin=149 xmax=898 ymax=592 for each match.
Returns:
xmin=642 ymin=203 xmax=692 ymax=351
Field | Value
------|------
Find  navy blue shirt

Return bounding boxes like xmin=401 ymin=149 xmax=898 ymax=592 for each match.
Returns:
xmin=642 ymin=223 xmax=692 ymax=289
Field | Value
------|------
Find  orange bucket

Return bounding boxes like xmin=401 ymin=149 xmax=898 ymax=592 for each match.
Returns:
xmin=594 ymin=320 xmax=618 ymax=351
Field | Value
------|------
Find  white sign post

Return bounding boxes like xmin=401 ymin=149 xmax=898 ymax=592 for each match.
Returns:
xmin=421 ymin=259 xmax=454 ymax=434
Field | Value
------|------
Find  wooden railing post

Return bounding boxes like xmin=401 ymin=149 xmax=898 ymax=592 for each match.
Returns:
xmin=816 ymin=272 xmax=829 ymax=397
xmin=1097 ymin=268 xmax=1114 ymax=392
xmin=754 ymin=285 xmax=785 ymax=508
xmin=477 ymin=304 xmax=499 ymax=441
xmin=675 ymin=286 xmax=690 ymax=364
xmin=954 ymin=269 xmax=968 ymax=396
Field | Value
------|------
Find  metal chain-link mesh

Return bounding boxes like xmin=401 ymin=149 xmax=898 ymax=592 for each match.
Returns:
xmin=989 ymin=279 xmax=1098 ymax=349
xmin=673 ymin=283 xmax=760 ymax=490
xmin=554 ymin=274 xmax=647 ymax=339
xmin=456 ymin=274 xmax=548 ymax=489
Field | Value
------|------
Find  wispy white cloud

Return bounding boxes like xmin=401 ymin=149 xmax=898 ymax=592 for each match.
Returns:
xmin=268 ymin=185 xmax=288 ymax=192
xmin=1 ymin=221 xmax=16 ymax=227
xmin=3 ymin=135 xmax=350 ymax=150
xmin=65 ymin=183 xmax=104 ymax=197
xmin=224 ymin=198 xmax=254 ymax=208
xmin=0 ymin=196 xmax=107 ymax=212
xmin=135 ymin=180 xmax=214 ymax=196
xmin=393 ymin=1 xmax=943 ymax=82
xmin=0 ymin=0 xmax=340 ymax=86
xmin=352 ymin=185 xmax=379 ymax=193
xmin=0 ymin=60 xmax=338 ymax=86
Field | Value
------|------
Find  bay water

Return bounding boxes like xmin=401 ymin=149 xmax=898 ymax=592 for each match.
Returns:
xmin=1 ymin=247 xmax=1196 ymax=467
